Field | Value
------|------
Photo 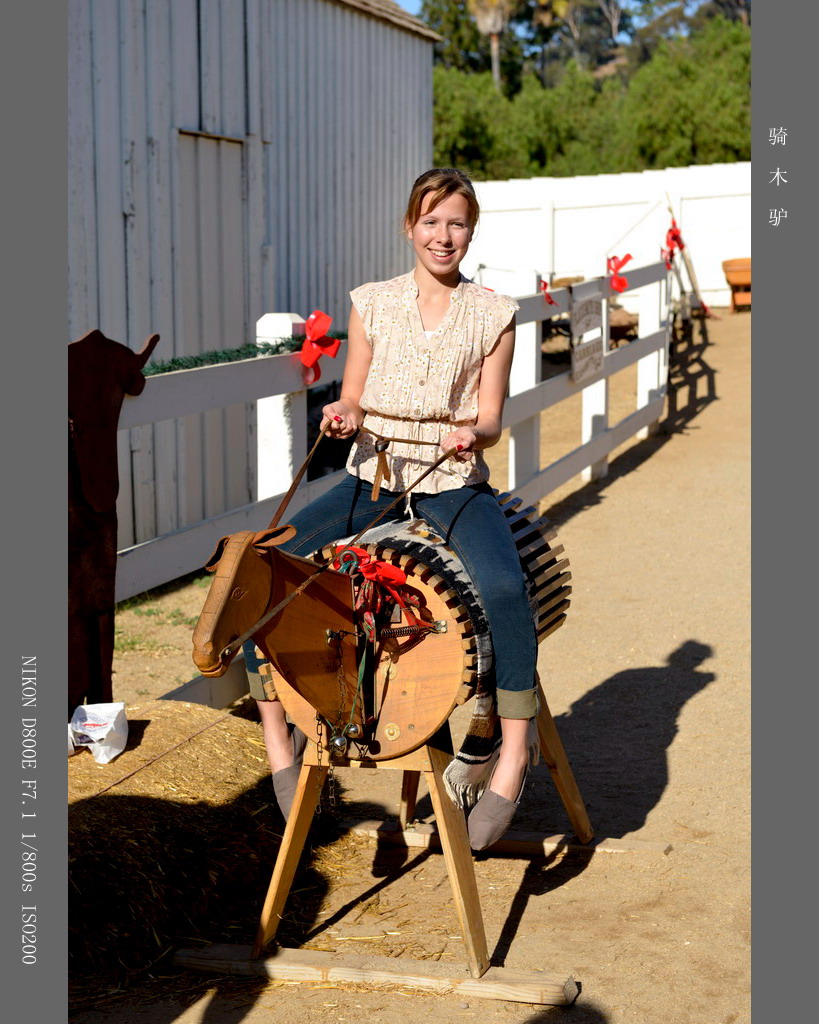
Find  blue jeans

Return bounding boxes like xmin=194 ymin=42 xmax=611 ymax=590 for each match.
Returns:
xmin=276 ymin=474 xmax=537 ymax=718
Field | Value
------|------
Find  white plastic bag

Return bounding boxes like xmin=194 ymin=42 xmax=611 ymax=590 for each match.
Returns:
xmin=70 ymin=702 xmax=128 ymax=764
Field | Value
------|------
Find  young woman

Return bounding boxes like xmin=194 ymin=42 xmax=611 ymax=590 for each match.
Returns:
xmin=253 ymin=168 xmax=538 ymax=850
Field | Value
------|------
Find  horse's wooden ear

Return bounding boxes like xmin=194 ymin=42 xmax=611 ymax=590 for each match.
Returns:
xmin=252 ymin=525 xmax=297 ymax=551
xmin=203 ymin=536 xmax=231 ymax=572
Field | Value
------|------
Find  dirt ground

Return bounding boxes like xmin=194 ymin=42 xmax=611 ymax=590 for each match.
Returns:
xmin=73 ymin=310 xmax=750 ymax=1024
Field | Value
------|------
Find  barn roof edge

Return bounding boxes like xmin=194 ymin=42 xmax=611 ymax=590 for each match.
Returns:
xmin=328 ymin=0 xmax=441 ymax=43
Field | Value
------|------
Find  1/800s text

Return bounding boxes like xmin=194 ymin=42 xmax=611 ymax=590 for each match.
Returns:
xmin=22 ymin=835 xmax=36 ymax=892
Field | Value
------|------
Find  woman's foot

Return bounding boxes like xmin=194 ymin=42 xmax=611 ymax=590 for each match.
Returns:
xmin=486 ymin=749 xmax=529 ymax=801
xmin=256 ymin=699 xmax=308 ymax=820
xmin=467 ymin=760 xmax=528 ymax=851
xmin=271 ymin=725 xmax=308 ymax=820
xmin=467 ymin=718 xmax=531 ymax=851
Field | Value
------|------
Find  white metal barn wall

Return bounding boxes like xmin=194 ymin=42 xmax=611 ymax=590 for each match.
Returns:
xmin=67 ymin=0 xmax=434 ymax=552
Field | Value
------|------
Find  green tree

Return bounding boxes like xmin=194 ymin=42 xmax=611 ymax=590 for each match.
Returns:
xmin=420 ymin=0 xmax=492 ymax=71
xmin=428 ymin=5 xmax=748 ymax=178
xmin=617 ymin=16 xmax=750 ymax=166
xmin=420 ymin=0 xmax=526 ymax=94
xmin=626 ymin=1 xmax=750 ymax=64
xmin=515 ymin=1 xmax=628 ymax=82
xmin=432 ymin=66 xmax=532 ymax=177
xmin=467 ymin=1 xmax=518 ymax=90
xmin=690 ymin=0 xmax=751 ymax=28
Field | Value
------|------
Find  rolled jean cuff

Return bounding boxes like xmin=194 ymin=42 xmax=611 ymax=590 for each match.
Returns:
xmin=496 ymin=685 xmax=538 ymax=720
xmin=243 ymin=640 xmax=280 ymax=703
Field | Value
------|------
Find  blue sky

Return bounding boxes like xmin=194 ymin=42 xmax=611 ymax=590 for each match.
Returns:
xmin=396 ymin=2 xmax=423 ymax=16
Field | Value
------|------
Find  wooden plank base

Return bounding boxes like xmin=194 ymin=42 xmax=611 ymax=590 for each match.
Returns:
xmin=345 ymin=819 xmax=672 ymax=857
xmin=173 ymin=944 xmax=579 ymax=1006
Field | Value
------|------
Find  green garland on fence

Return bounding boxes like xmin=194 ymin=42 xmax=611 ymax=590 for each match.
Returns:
xmin=142 ymin=334 xmax=347 ymax=376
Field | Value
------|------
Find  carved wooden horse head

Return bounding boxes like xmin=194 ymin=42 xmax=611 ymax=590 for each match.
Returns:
xmin=191 ymin=526 xmax=297 ymax=676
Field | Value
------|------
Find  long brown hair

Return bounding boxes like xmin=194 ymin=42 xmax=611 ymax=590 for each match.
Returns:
xmin=403 ymin=168 xmax=480 ymax=235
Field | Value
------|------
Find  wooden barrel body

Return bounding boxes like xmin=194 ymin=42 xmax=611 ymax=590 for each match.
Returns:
xmin=259 ymin=492 xmax=572 ymax=761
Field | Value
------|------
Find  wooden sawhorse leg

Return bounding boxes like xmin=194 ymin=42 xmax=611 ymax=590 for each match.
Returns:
xmin=424 ymin=746 xmax=489 ymax=977
xmin=252 ymin=734 xmax=489 ymax=978
xmin=399 ymin=770 xmax=420 ymax=827
xmin=536 ymin=685 xmax=594 ymax=844
xmin=252 ymin=761 xmax=328 ymax=958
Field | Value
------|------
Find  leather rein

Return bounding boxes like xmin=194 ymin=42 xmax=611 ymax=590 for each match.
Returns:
xmin=218 ymin=422 xmax=461 ymax=663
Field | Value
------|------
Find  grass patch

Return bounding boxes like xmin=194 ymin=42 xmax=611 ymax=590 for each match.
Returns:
xmin=114 ymin=629 xmax=147 ymax=653
xmin=130 ymin=606 xmax=199 ymax=628
xmin=114 ymin=629 xmax=176 ymax=655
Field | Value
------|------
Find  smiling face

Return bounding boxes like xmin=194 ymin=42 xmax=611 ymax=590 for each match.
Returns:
xmin=406 ymin=191 xmax=473 ymax=281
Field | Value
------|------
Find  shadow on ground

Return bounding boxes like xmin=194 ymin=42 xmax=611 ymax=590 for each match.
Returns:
xmin=529 ymin=639 xmax=715 ymax=838
xmin=451 ymin=639 xmax=714 ymax=969
xmin=68 ymin=772 xmax=393 ymax=1022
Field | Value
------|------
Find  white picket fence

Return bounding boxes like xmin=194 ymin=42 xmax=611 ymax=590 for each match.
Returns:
xmin=116 ymin=260 xmax=671 ymax=602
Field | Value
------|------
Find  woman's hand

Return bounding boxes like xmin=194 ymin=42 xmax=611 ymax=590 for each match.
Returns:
xmin=318 ymin=305 xmax=371 ymax=440
xmin=441 ymin=426 xmax=477 ymax=462
xmin=320 ymin=399 xmax=361 ymax=439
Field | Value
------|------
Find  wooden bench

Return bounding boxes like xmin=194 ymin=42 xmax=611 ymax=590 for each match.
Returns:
xmin=722 ymin=258 xmax=751 ymax=312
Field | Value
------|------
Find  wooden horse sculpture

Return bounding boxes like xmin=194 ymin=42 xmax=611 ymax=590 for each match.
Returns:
xmin=191 ymin=487 xmax=593 ymax=1000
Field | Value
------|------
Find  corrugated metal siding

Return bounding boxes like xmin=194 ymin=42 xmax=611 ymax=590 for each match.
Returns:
xmin=68 ymin=0 xmax=433 ymax=549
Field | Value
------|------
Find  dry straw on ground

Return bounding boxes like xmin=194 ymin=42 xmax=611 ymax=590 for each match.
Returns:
xmin=69 ymin=702 xmax=288 ymax=995
xmin=68 ymin=699 xmax=454 ymax=1008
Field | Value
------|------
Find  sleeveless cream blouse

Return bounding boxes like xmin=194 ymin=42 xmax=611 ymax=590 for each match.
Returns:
xmin=346 ymin=271 xmax=519 ymax=494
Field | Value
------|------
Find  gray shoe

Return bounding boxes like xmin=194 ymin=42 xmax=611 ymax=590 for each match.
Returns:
xmin=467 ymin=765 xmax=528 ymax=851
xmin=271 ymin=725 xmax=307 ymax=820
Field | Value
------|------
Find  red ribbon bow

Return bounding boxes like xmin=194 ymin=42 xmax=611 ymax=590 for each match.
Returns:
xmin=299 ymin=310 xmax=340 ymax=384
xmin=662 ymin=219 xmax=685 ymax=269
xmin=607 ymin=253 xmax=632 ymax=293
xmin=332 ymin=547 xmax=406 ymax=596
xmin=666 ymin=219 xmax=685 ymax=253
xmin=333 ymin=546 xmax=425 ymax=633
xmin=540 ymin=280 xmax=558 ymax=306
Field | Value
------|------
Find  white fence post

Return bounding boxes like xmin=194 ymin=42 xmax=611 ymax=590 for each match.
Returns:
xmin=581 ymin=380 xmax=609 ymax=482
xmin=507 ymin=270 xmax=542 ymax=492
xmin=581 ymin=282 xmax=609 ymax=482
xmin=255 ymin=313 xmax=307 ymax=501
xmin=636 ymin=275 xmax=667 ymax=439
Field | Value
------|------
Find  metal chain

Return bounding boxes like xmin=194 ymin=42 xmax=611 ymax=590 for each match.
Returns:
xmin=327 ymin=759 xmax=336 ymax=811
xmin=314 ymin=714 xmax=324 ymax=815
xmin=334 ymin=634 xmax=347 ymax=739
